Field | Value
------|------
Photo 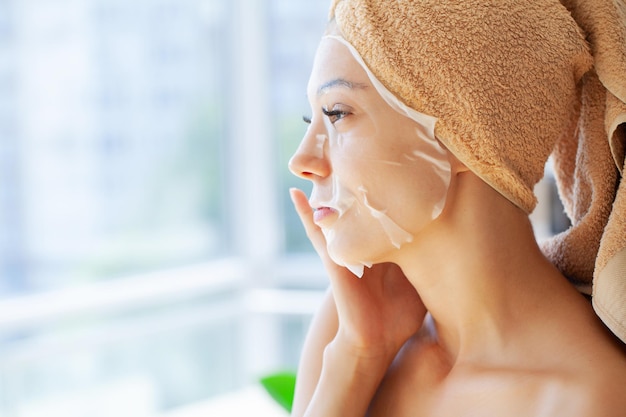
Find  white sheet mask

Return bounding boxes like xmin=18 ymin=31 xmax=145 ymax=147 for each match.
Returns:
xmin=313 ymin=174 xmax=366 ymax=277
xmin=314 ymin=134 xmax=327 ymax=159
xmin=309 ymin=35 xmax=452 ymax=277
xmin=359 ymin=186 xmax=414 ymax=249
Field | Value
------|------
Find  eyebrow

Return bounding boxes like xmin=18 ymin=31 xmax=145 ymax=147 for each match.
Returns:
xmin=316 ymin=78 xmax=368 ymax=97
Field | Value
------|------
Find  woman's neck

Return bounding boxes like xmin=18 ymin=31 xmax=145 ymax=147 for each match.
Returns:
xmin=394 ymin=172 xmax=590 ymax=366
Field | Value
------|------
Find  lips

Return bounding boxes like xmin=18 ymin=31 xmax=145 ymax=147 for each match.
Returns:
xmin=313 ymin=206 xmax=337 ymax=224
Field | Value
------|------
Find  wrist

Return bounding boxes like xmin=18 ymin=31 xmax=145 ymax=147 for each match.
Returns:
xmin=302 ymin=339 xmax=389 ymax=417
xmin=332 ymin=326 xmax=403 ymax=366
xmin=324 ymin=335 xmax=394 ymax=382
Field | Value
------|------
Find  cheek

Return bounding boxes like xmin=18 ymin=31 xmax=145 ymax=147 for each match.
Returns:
xmin=405 ymin=151 xmax=450 ymax=197
xmin=359 ymin=184 xmax=414 ymax=248
xmin=328 ymin=122 xmax=451 ymax=226
xmin=343 ymin=145 xmax=451 ymax=228
xmin=321 ymin=138 xmax=451 ymax=274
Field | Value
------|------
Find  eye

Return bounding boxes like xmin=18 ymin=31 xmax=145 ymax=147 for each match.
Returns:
xmin=302 ymin=115 xmax=311 ymax=124
xmin=322 ymin=105 xmax=351 ymax=124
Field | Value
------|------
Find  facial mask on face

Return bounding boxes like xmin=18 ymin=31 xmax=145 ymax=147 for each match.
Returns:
xmin=359 ymin=186 xmax=414 ymax=248
xmin=314 ymin=134 xmax=326 ymax=159
xmin=310 ymin=36 xmax=452 ymax=278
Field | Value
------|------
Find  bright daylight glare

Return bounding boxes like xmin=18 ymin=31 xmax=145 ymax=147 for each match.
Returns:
xmin=0 ymin=0 xmax=329 ymax=416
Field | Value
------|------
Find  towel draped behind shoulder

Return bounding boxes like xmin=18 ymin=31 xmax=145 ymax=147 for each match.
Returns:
xmin=555 ymin=0 xmax=626 ymax=343
xmin=329 ymin=0 xmax=626 ymax=343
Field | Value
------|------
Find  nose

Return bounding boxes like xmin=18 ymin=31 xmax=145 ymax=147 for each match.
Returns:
xmin=288 ymin=130 xmax=331 ymax=180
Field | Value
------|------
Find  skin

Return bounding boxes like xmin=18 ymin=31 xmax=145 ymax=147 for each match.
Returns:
xmin=288 ymin=36 xmax=626 ymax=417
xmin=293 ymin=36 xmax=450 ymax=273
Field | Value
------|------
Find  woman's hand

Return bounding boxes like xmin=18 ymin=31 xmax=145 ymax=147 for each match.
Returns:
xmin=290 ymin=188 xmax=426 ymax=362
xmin=290 ymin=187 xmax=427 ymax=416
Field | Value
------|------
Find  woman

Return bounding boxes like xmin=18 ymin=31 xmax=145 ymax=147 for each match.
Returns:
xmin=288 ymin=0 xmax=626 ymax=416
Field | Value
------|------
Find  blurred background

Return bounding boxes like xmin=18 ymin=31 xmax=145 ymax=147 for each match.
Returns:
xmin=0 ymin=0 xmax=568 ymax=416
xmin=0 ymin=0 xmax=328 ymax=415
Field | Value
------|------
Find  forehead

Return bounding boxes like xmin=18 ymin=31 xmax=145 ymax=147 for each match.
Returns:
xmin=307 ymin=37 xmax=371 ymax=99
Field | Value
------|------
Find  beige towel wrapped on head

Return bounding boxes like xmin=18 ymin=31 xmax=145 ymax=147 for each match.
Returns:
xmin=329 ymin=0 xmax=626 ymax=342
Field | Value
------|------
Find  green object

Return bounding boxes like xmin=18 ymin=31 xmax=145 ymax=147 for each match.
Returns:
xmin=259 ymin=371 xmax=297 ymax=412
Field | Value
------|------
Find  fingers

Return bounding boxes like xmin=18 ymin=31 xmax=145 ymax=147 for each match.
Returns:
xmin=289 ymin=187 xmax=313 ymax=223
xmin=289 ymin=188 xmax=328 ymax=253
xmin=289 ymin=188 xmax=348 ymax=278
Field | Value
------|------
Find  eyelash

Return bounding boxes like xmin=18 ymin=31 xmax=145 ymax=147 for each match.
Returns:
xmin=302 ymin=107 xmax=350 ymax=125
xmin=322 ymin=107 xmax=349 ymax=124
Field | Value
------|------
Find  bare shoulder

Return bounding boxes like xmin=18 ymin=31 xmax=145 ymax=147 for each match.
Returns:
xmin=367 ymin=317 xmax=626 ymax=417
xmin=433 ymin=355 xmax=626 ymax=417
xmin=453 ymin=335 xmax=626 ymax=417
xmin=503 ymin=335 xmax=626 ymax=416
xmin=572 ymin=342 xmax=626 ymax=416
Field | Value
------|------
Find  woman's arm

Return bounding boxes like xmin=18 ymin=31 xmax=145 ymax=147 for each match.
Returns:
xmin=289 ymin=189 xmax=427 ymax=416
xmin=301 ymin=336 xmax=393 ymax=417
xmin=292 ymin=290 xmax=396 ymax=417
xmin=291 ymin=289 xmax=338 ymax=417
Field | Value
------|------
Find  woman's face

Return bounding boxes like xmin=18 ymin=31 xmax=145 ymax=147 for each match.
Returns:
xmin=289 ymin=37 xmax=450 ymax=273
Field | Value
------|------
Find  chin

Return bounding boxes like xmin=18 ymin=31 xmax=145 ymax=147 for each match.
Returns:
xmin=326 ymin=236 xmax=394 ymax=269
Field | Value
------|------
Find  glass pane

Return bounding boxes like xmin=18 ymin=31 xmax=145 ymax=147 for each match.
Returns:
xmin=0 ymin=293 xmax=244 ymax=415
xmin=0 ymin=0 xmax=229 ymax=296
xmin=0 ymin=0 xmax=331 ymax=415
xmin=270 ymin=0 xmax=329 ymax=253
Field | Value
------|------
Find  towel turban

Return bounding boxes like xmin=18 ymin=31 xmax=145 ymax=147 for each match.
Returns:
xmin=329 ymin=0 xmax=626 ymax=343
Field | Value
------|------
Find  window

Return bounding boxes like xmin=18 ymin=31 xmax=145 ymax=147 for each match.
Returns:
xmin=0 ymin=1 xmax=328 ymax=416
xmin=0 ymin=0 xmax=231 ymax=293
